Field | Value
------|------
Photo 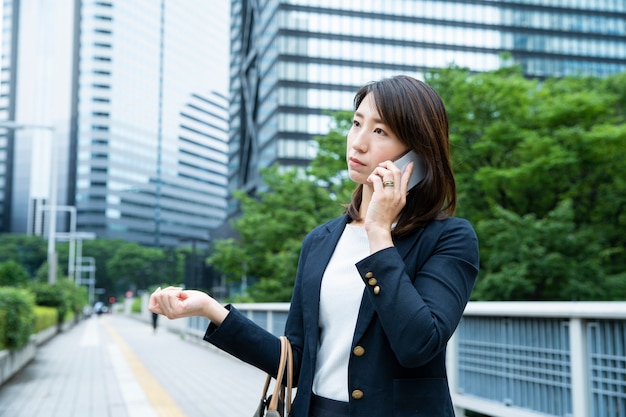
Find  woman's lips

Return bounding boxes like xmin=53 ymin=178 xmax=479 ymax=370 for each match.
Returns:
xmin=348 ymin=157 xmax=365 ymax=169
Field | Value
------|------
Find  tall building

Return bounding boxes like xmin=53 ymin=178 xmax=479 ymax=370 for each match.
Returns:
xmin=0 ymin=0 xmax=231 ymax=247
xmin=228 ymin=0 xmax=626 ymax=214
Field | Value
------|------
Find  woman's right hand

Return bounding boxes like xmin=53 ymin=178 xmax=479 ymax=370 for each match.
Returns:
xmin=149 ymin=287 xmax=229 ymax=325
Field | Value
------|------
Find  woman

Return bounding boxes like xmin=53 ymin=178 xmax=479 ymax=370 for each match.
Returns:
xmin=150 ymin=75 xmax=479 ymax=417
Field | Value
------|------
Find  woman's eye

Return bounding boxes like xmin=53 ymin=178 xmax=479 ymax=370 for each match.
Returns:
xmin=352 ymin=120 xmax=360 ymax=127
xmin=374 ymin=128 xmax=385 ymax=135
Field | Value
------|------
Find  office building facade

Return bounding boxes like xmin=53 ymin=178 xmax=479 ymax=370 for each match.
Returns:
xmin=0 ymin=0 xmax=231 ymax=246
xmin=228 ymin=0 xmax=626 ymax=213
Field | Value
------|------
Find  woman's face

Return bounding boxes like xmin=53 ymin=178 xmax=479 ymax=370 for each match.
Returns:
xmin=346 ymin=93 xmax=408 ymax=185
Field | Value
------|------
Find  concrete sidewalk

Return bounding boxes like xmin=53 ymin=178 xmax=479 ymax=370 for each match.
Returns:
xmin=0 ymin=314 xmax=266 ymax=417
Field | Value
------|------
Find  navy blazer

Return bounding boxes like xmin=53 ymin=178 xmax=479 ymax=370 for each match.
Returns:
xmin=205 ymin=214 xmax=479 ymax=417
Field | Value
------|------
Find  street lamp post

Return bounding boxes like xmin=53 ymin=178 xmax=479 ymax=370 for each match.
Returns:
xmin=71 ymin=231 xmax=96 ymax=283
xmin=0 ymin=121 xmax=58 ymax=284
xmin=77 ymin=256 xmax=96 ymax=304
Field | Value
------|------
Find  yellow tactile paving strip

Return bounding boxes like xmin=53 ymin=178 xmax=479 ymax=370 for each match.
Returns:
xmin=102 ymin=317 xmax=187 ymax=417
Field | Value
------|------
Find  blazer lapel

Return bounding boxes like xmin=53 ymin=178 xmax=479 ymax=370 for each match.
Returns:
xmin=301 ymin=215 xmax=349 ymax=354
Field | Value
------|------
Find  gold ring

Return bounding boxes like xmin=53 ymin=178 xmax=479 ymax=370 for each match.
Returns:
xmin=383 ymin=181 xmax=395 ymax=188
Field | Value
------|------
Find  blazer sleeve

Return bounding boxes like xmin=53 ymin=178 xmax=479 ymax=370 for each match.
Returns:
xmin=355 ymin=217 xmax=479 ymax=368
xmin=203 ymin=305 xmax=282 ymax=377
xmin=203 ymin=224 xmax=319 ymax=384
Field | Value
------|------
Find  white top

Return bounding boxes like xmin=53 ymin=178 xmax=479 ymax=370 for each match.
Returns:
xmin=312 ymin=224 xmax=369 ymax=401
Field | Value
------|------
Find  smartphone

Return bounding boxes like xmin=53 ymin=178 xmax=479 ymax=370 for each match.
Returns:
xmin=394 ymin=150 xmax=427 ymax=190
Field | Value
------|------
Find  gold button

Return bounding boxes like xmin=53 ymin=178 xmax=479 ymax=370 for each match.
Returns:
xmin=353 ymin=346 xmax=365 ymax=356
xmin=373 ymin=286 xmax=380 ymax=295
xmin=351 ymin=389 xmax=364 ymax=400
xmin=368 ymin=278 xmax=377 ymax=286
xmin=365 ymin=271 xmax=374 ymax=278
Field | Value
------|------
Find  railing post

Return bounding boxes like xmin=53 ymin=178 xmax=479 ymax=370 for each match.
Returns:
xmin=447 ymin=330 xmax=465 ymax=417
xmin=267 ymin=310 xmax=273 ymax=334
xmin=569 ymin=317 xmax=589 ymax=417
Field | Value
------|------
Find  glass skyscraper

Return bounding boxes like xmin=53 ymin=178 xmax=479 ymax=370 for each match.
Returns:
xmin=228 ymin=0 xmax=626 ymax=214
xmin=0 ymin=0 xmax=231 ymax=247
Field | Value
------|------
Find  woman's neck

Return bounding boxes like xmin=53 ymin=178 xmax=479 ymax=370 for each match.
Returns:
xmin=358 ymin=184 xmax=374 ymax=221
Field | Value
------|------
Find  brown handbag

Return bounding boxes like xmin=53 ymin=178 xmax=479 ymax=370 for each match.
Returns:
xmin=252 ymin=336 xmax=293 ymax=417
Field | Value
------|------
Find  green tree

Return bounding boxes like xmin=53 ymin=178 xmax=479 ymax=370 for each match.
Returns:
xmin=209 ymin=113 xmax=354 ymax=301
xmin=211 ymin=68 xmax=626 ymax=302
xmin=0 ymin=260 xmax=29 ymax=287
xmin=474 ymin=200 xmax=613 ymax=301
xmin=309 ymin=110 xmax=355 ymax=204
xmin=72 ymin=239 xmax=123 ymax=297
xmin=106 ymin=242 xmax=169 ymax=294
xmin=1 ymin=68 xmax=615 ymax=304
xmin=56 ymin=238 xmax=183 ymax=302
xmin=210 ymin=165 xmax=345 ymax=302
xmin=0 ymin=234 xmax=47 ymax=277
xmin=428 ymin=66 xmax=626 ymax=300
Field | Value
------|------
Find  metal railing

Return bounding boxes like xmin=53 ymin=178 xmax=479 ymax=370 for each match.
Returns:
xmin=181 ymin=301 xmax=626 ymax=417
xmin=449 ymin=302 xmax=626 ymax=417
xmin=185 ymin=302 xmax=290 ymax=339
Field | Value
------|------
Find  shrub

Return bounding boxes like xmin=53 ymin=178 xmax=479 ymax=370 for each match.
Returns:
xmin=65 ymin=310 xmax=75 ymax=323
xmin=131 ymin=297 xmax=142 ymax=313
xmin=0 ymin=287 xmax=35 ymax=350
xmin=28 ymin=279 xmax=88 ymax=325
xmin=0 ymin=260 xmax=29 ymax=287
xmin=33 ymin=306 xmax=58 ymax=333
xmin=0 ymin=310 xmax=6 ymax=350
xmin=54 ymin=279 xmax=88 ymax=321
xmin=28 ymin=282 xmax=66 ymax=325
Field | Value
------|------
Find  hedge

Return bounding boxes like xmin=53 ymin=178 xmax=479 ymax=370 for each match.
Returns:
xmin=0 ymin=310 xmax=6 ymax=350
xmin=33 ymin=306 xmax=58 ymax=334
xmin=0 ymin=287 xmax=35 ymax=350
xmin=28 ymin=279 xmax=87 ymax=326
xmin=131 ymin=297 xmax=142 ymax=313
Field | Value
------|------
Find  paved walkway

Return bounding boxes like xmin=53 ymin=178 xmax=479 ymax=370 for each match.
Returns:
xmin=0 ymin=314 xmax=267 ymax=417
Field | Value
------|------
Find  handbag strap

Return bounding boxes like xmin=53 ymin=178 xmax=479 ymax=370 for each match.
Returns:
xmin=285 ymin=336 xmax=293 ymax=415
xmin=267 ymin=336 xmax=290 ymax=412
xmin=259 ymin=337 xmax=285 ymax=405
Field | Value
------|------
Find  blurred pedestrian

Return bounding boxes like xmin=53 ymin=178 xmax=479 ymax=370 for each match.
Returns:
xmin=151 ymin=311 xmax=158 ymax=333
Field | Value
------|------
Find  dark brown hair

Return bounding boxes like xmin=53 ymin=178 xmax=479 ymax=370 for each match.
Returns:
xmin=345 ymin=75 xmax=456 ymax=236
